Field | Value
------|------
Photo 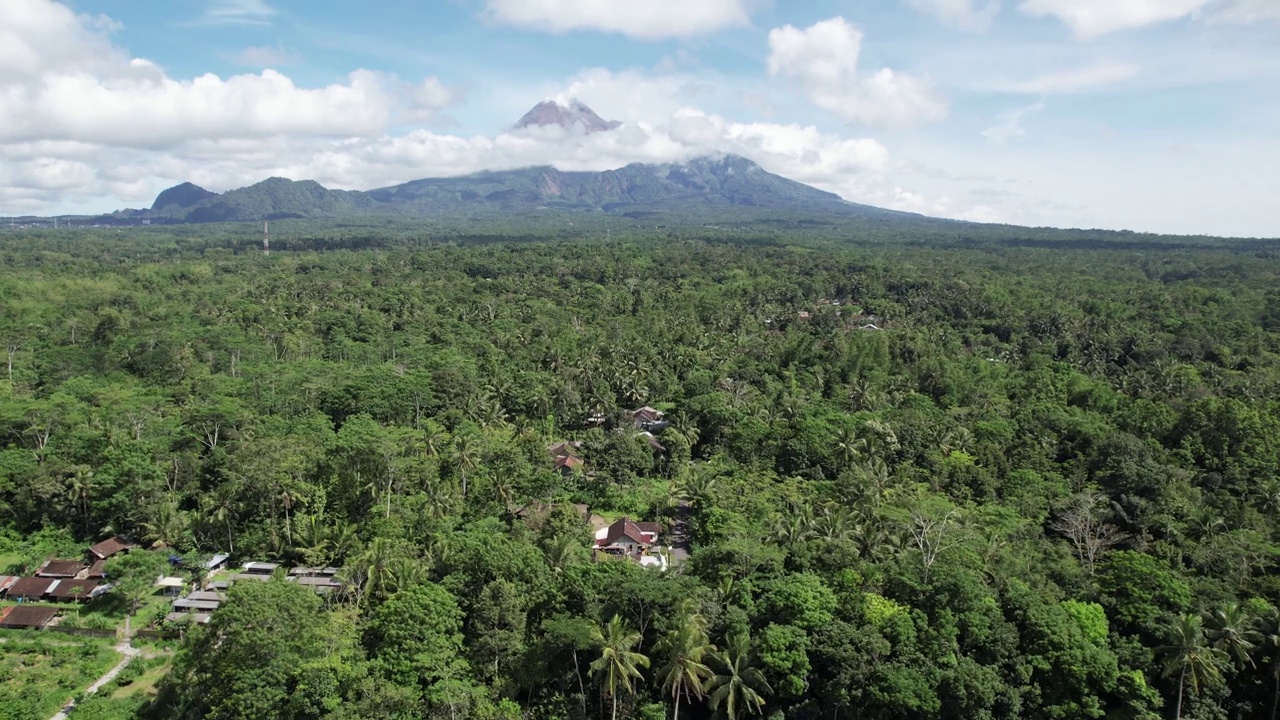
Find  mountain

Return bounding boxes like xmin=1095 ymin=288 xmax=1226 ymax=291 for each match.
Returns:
xmin=151 ymin=182 xmax=217 ymax=212
xmin=156 ymin=177 xmax=375 ymax=223
xmin=134 ymin=154 xmax=915 ymax=225
xmin=513 ymin=100 xmax=622 ymax=134
xmin=109 ymin=100 xmax=926 ymax=227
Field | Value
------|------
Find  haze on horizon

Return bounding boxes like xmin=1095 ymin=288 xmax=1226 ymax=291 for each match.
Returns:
xmin=1 ymin=0 xmax=1277 ymax=237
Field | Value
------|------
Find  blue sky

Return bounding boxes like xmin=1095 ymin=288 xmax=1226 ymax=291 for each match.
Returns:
xmin=2 ymin=0 xmax=1277 ymax=236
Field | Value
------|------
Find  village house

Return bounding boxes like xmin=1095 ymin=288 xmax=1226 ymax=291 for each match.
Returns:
xmin=0 ymin=605 xmax=60 ymax=630
xmin=548 ymin=440 xmax=585 ymax=476
xmin=593 ymin=518 xmax=668 ymax=570
xmin=35 ymin=559 xmax=85 ymax=579
xmin=87 ymin=536 xmax=133 ymax=562
xmin=632 ymin=406 xmax=669 ymax=432
xmin=46 ymin=579 xmax=103 ymax=603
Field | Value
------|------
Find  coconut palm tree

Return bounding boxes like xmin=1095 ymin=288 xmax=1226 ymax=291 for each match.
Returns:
xmin=590 ymin=615 xmax=650 ymax=720
xmin=1160 ymin=613 xmax=1227 ymax=720
xmin=1205 ymin=602 xmax=1260 ymax=670
xmin=656 ymin=615 xmax=716 ymax=720
xmin=451 ymin=433 xmax=482 ymax=498
xmin=707 ymin=632 xmax=771 ymax=720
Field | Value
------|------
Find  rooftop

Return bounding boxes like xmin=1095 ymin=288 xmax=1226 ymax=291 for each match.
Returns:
xmin=0 ymin=605 xmax=59 ymax=629
xmin=5 ymin=576 xmax=58 ymax=598
xmin=46 ymin=579 xmax=101 ymax=601
xmin=36 ymin=559 xmax=85 ymax=578
xmin=88 ymin=536 xmax=133 ymax=560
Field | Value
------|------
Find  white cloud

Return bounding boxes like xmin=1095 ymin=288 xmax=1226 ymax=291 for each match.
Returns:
xmin=0 ymin=69 xmax=398 ymax=148
xmin=888 ymin=188 xmax=1007 ymax=222
xmin=403 ymin=77 xmax=464 ymax=122
xmin=767 ymin=17 xmax=947 ymax=127
xmin=482 ymin=0 xmax=751 ymax=40
xmin=199 ymin=0 xmax=276 ymax=26
xmin=982 ymin=100 xmax=1044 ymax=143
xmin=904 ymin=0 xmax=1001 ymax=31
xmin=1018 ymin=0 xmax=1212 ymax=39
xmin=999 ymin=62 xmax=1141 ymax=94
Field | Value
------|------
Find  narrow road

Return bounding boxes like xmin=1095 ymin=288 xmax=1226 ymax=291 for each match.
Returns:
xmin=50 ymin=640 xmax=140 ymax=720
xmin=669 ymin=499 xmax=692 ymax=566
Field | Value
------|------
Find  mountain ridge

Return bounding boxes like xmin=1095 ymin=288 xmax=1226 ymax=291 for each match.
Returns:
xmin=126 ymin=153 xmax=920 ymax=226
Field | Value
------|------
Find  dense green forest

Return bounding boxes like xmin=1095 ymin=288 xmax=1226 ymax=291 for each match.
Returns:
xmin=2 ymin=224 xmax=1280 ymax=720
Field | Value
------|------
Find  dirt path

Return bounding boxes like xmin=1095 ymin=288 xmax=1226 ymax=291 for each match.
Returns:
xmin=49 ymin=640 xmax=140 ymax=720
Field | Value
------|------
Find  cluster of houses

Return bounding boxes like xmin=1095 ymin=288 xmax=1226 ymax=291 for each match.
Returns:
xmin=793 ymin=300 xmax=884 ymax=331
xmin=0 ymin=535 xmax=132 ymax=620
xmin=161 ymin=561 xmax=343 ymax=626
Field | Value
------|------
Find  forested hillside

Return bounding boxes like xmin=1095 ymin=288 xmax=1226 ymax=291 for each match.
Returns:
xmin=2 ymin=227 xmax=1280 ymax=720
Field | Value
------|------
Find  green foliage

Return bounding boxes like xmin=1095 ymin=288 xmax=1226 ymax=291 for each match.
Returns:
xmin=2 ymin=227 xmax=1280 ymax=720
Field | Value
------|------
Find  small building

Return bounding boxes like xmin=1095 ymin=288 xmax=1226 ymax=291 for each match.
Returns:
xmin=0 ymin=605 xmax=59 ymax=630
xmin=47 ymin=580 xmax=102 ymax=602
xmin=554 ymin=454 xmax=585 ymax=475
xmin=594 ymin=518 xmax=662 ymax=557
xmin=632 ymin=406 xmax=670 ymax=432
xmin=155 ymin=576 xmax=186 ymax=594
xmin=204 ymin=553 xmax=231 ymax=571
xmin=227 ymin=573 xmax=272 ymax=583
xmin=87 ymin=536 xmax=133 ymax=561
xmin=35 ymin=560 xmax=85 ymax=578
xmin=173 ymin=598 xmax=221 ymax=612
xmin=0 ymin=576 xmax=17 ymax=594
xmin=165 ymin=611 xmax=211 ymax=625
xmin=86 ymin=559 xmax=107 ymax=579
xmin=5 ymin=576 xmax=58 ymax=600
xmin=241 ymin=562 xmax=279 ymax=575
xmin=288 ymin=567 xmax=340 ymax=578
xmin=797 ymin=311 xmax=812 ymax=320
xmin=186 ymin=590 xmax=225 ymax=603
xmin=291 ymin=576 xmax=343 ymax=592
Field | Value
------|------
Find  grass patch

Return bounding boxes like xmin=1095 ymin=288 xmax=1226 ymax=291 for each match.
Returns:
xmin=110 ymin=655 xmax=172 ymax=699
xmin=0 ymin=632 xmax=118 ymax=720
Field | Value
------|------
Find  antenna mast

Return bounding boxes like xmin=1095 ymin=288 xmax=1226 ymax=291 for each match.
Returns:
xmin=263 ymin=220 xmax=270 ymax=255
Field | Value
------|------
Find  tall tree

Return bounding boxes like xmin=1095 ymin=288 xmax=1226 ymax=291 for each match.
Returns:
xmin=590 ymin=614 xmax=651 ymax=720
xmin=1160 ymin=613 xmax=1226 ymax=720
xmin=707 ymin=632 xmax=772 ymax=720
xmin=656 ymin=614 xmax=715 ymax=720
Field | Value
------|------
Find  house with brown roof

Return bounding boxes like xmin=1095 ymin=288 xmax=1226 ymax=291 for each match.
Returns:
xmin=594 ymin=518 xmax=662 ymax=557
xmin=88 ymin=536 xmax=133 ymax=561
xmin=632 ymin=406 xmax=670 ymax=432
xmin=5 ymin=576 xmax=58 ymax=600
xmin=47 ymin=579 xmax=102 ymax=602
xmin=0 ymin=605 xmax=59 ymax=630
xmin=86 ymin=559 xmax=107 ymax=579
xmin=35 ymin=559 xmax=85 ymax=578
xmin=554 ymin=454 xmax=585 ymax=474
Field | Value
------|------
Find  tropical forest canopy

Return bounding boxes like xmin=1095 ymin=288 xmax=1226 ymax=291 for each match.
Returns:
xmin=2 ymin=221 xmax=1280 ymax=720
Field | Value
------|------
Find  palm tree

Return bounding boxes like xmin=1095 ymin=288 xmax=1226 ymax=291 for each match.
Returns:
xmin=351 ymin=537 xmax=398 ymax=605
xmin=706 ymin=632 xmax=771 ymax=720
xmin=451 ymin=434 xmax=481 ymax=498
xmin=590 ymin=615 xmax=651 ymax=720
xmin=656 ymin=616 xmax=715 ymax=720
xmin=1160 ymin=613 xmax=1227 ymax=720
xmin=1205 ymin=602 xmax=1260 ymax=670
